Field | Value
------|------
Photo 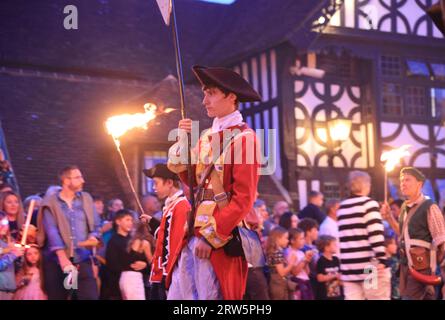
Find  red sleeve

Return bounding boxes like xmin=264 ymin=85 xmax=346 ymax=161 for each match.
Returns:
xmin=166 ymin=200 xmax=190 ymax=274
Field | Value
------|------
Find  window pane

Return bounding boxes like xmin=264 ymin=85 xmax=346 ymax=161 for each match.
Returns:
xmin=431 ymin=88 xmax=445 ymax=119
xmin=382 ymin=83 xmax=402 ymax=116
xmin=405 ymin=86 xmax=427 ymax=116
xmin=322 ymin=182 xmax=340 ymax=201
xmin=317 ymin=53 xmax=353 ymax=79
xmin=143 ymin=151 xmax=167 ymax=193
xmin=381 ymin=55 xmax=401 ymax=77
xmin=406 ymin=60 xmax=430 ymax=77
xmin=431 ymin=63 xmax=445 ymax=79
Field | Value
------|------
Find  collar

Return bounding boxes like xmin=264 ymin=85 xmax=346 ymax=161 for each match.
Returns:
xmin=164 ymin=190 xmax=184 ymax=208
xmin=211 ymin=110 xmax=244 ymax=133
xmin=57 ymin=190 xmax=81 ymax=202
xmin=406 ymin=193 xmax=425 ymax=209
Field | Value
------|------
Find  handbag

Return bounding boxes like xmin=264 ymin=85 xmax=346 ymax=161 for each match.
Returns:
xmin=409 ymin=247 xmax=430 ymax=271
xmin=223 ymin=226 xmax=245 ymax=257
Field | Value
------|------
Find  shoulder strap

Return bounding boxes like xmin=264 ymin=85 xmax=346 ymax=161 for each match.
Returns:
xmin=197 ymin=129 xmax=242 ymax=189
xmin=402 ymin=199 xmax=436 ymax=272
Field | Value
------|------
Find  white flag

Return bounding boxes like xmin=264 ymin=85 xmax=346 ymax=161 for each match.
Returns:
xmin=156 ymin=0 xmax=172 ymax=26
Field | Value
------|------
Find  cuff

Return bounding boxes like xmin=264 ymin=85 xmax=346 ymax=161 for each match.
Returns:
xmin=88 ymin=233 xmax=100 ymax=241
xmin=198 ymin=216 xmax=232 ymax=249
xmin=50 ymin=246 xmax=65 ymax=253
xmin=432 ymin=235 xmax=445 ymax=248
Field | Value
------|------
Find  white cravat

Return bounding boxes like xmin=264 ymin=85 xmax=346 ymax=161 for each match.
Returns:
xmin=164 ymin=190 xmax=184 ymax=209
xmin=211 ymin=110 xmax=244 ymax=133
xmin=169 ymin=111 xmax=244 ymax=163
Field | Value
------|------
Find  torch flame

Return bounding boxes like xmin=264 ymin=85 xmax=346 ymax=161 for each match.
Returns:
xmin=381 ymin=145 xmax=411 ymax=172
xmin=105 ymin=103 xmax=159 ymax=141
xmin=104 ymin=102 xmax=174 ymax=217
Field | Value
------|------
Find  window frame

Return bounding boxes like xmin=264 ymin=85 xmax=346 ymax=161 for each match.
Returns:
xmin=379 ymin=55 xmax=445 ymax=121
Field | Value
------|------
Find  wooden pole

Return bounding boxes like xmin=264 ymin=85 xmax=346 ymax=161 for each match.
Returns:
xmin=20 ymin=199 xmax=35 ymax=246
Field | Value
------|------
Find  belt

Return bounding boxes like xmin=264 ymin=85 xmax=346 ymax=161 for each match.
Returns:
xmin=198 ymin=189 xmax=231 ymax=203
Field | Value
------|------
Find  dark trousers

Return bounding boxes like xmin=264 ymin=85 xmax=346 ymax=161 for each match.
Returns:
xmin=43 ymin=256 xmax=98 ymax=300
xmin=244 ymin=267 xmax=270 ymax=300
xmin=399 ymin=264 xmax=436 ymax=300
xmin=150 ymin=277 xmax=167 ymax=300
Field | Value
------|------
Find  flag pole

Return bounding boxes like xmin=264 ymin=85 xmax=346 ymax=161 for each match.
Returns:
xmin=170 ymin=0 xmax=196 ymax=218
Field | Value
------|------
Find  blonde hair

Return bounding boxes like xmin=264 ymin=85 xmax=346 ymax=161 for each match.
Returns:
xmin=0 ymin=191 xmax=25 ymax=229
xmin=348 ymin=170 xmax=371 ymax=195
xmin=266 ymin=227 xmax=288 ymax=256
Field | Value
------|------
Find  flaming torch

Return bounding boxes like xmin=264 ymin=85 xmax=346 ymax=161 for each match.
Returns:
xmin=380 ymin=145 xmax=411 ymax=203
xmin=105 ymin=103 xmax=173 ymax=216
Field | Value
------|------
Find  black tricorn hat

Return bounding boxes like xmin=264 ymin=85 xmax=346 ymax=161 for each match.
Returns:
xmin=427 ymin=1 xmax=445 ymax=37
xmin=192 ymin=65 xmax=262 ymax=103
xmin=143 ymin=163 xmax=179 ymax=181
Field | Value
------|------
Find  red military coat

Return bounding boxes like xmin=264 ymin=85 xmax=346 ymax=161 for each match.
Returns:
xmin=169 ymin=122 xmax=260 ymax=299
xmin=149 ymin=191 xmax=190 ymax=289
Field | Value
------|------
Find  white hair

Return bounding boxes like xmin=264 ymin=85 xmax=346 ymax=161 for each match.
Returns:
xmin=348 ymin=171 xmax=371 ymax=195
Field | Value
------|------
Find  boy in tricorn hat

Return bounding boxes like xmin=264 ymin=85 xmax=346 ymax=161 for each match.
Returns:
xmin=167 ymin=65 xmax=262 ymax=300
xmin=384 ymin=167 xmax=445 ymax=299
xmin=143 ymin=164 xmax=190 ymax=300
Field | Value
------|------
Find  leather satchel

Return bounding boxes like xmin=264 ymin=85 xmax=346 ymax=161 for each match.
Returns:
xmin=223 ymin=226 xmax=245 ymax=257
xmin=409 ymin=247 xmax=430 ymax=271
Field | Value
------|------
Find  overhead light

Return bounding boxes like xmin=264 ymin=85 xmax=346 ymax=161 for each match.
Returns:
xmin=318 ymin=16 xmax=326 ymax=24
xmin=327 ymin=118 xmax=352 ymax=143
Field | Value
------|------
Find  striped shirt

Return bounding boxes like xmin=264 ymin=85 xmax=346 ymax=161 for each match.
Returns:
xmin=337 ymin=195 xmax=386 ymax=282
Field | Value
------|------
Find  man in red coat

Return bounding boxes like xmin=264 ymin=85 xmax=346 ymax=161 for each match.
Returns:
xmin=143 ymin=164 xmax=190 ymax=300
xmin=167 ymin=65 xmax=261 ymax=300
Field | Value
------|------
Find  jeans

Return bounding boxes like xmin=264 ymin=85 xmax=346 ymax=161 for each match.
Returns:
xmin=43 ymin=255 xmax=98 ymax=300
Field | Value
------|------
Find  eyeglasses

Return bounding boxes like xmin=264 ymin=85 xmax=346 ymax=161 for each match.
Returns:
xmin=68 ymin=175 xmax=84 ymax=180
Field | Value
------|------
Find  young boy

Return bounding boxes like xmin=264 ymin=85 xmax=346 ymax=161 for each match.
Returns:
xmin=385 ymin=237 xmax=400 ymax=300
xmin=285 ymin=228 xmax=314 ymax=300
xmin=104 ymin=209 xmax=134 ymax=300
xmin=143 ymin=164 xmax=190 ymax=300
xmin=298 ymin=218 xmax=319 ymax=293
xmin=316 ymin=235 xmax=343 ymax=300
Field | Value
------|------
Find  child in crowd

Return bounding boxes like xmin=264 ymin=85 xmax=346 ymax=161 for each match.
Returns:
xmin=385 ymin=237 xmax=400 ymax=300
xmin=266 ymin=227 xmax=296 ymax=300
xmin=285 ymin=228 xmax=314 ymax=300
xmin=119 ymin=221 xmax=153 ymax=300
xmin=105 ymin=210 xmax=133 ymax=300
xmin=298 ymin=218 xmax=320 ymax=293
xmin=316 ymin=235 xmax=343 ymax=300
xmin=0 ymin=211 xmax=24 ymax=300
xmin=13 ymin=245 xmax=47 ymax=300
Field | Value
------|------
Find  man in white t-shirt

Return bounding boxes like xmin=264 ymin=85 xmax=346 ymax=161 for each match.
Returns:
xmin=319 ymin=199 xmax=340 ymax=241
